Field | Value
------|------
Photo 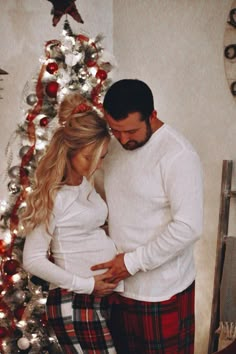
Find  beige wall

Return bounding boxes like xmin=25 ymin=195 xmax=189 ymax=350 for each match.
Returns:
xmin=112 ymin=1 xmax=236 ymax=353
xmin=1 ymin=1 xmax=236 ymax=353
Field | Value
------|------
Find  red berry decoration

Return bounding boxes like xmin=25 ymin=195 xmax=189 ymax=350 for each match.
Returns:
xmin=40 ymin=117 xmax=49 ymax=127
xmin=3 ymin=259 xmax=20 ymax=275
xmin=46 ymin=62 xmax=58 ymax=74
xmin=96 ymin=69 xmax=107 ymax=81
xmin=45 ymin=81 xmax=59 ymax=98
xmin=0 ymin=240 xmax=6 ymax=256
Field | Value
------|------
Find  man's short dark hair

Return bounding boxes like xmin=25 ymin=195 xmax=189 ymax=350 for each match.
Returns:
xmin=103 ymin=79 xmax=154 ymax=121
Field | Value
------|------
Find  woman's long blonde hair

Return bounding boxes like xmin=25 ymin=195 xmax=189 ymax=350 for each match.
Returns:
xmin=22 ymin=92 xmax=110 ymax=234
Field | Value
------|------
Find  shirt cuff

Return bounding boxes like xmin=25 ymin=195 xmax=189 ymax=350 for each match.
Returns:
xmin=124 ymin=252 xmax=142 ymax=275
xmin=72 ymin=275 xmax=95 ymax=294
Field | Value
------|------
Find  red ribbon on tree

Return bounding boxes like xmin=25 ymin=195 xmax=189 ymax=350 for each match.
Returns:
xmin=8 ymin=63 xmax=46 ymax=257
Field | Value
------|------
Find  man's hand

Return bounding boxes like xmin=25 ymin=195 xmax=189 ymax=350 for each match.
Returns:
xmin=91 ymin=253 xmax=131 ymax=283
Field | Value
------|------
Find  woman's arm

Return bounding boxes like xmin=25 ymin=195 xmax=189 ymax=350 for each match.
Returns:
xmin=23 ymin=224 xmax=95 ymax=294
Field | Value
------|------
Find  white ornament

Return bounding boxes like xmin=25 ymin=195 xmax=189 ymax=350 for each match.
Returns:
xmin=17 ymin=337 xmax=30 ymax=350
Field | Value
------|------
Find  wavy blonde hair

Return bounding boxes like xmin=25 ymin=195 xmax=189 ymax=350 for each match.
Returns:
xmin=22 ymin=92 xmax=110 ymax=234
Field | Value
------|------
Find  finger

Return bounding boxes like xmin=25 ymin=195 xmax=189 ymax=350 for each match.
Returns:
xmin=102 ymin=273 xmax=119 ymax=283
xmin=91 ymin=261 xmax=112 ymax=270
xmin=108 ymin=283 xmax=118 ymax=289
xmin=95 ymin=270 xmax=113 ymax=280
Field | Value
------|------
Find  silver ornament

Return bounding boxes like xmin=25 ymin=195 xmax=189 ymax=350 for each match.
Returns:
xmin=12 ymin=289 xmax=26 ymax=304
xmin=26 ymin=94 xmax=37 ymax=106
xmin=41 ymin=101 xmax=57 ymax=117
xmin=7 ymin=181 xmax=21 ymax=195
xmin=79 ymin=68 xmax=88 ymax=80
xmin=8 ymin=166 xmax=21 ymax=179
xmin=19 ymin=145 xmax=31 ymax=158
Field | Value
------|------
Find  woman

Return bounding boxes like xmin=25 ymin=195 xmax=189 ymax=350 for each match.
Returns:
xmin=22 ymin=92 xmax=123 ymax=353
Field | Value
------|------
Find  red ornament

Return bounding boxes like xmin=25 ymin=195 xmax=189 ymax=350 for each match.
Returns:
xmin=14 ymin=306 xmax=26 ymax=321
xmin=0 ymin=327 xmax=8 ymax=338
xmin=40 ymin=117 xmax=49 ymax=127
xmin=96 ymin=69 xmax=107 ymax=81
xmin=45 ymin=81 xmax=59 ymax=98
xmin=86 ymin=59 xmax=97 ymax=67
xmin=3 ymin=259 xmax=20 ymax=275
xmin=46 ymin=62 xmax=58 ymax=74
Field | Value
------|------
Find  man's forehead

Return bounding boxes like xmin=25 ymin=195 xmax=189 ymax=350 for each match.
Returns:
xmin=105 ymin=112 xmax=143 ymax=130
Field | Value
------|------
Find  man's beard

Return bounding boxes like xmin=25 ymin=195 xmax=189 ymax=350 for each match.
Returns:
xmin=121 ymin=121 xmax=152 ymax=151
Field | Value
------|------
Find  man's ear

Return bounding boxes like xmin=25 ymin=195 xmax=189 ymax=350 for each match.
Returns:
xmin=149 ymin=110 xmax=157 ymax=123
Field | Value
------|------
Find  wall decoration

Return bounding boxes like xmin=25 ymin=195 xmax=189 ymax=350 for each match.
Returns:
xmin=224 ymin=1 xmax=236 ymax=99
xmin=0 ymin=69 xmax=9 ymax=100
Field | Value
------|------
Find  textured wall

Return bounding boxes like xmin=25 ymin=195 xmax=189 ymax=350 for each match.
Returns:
xmin=112 ymin=1 xmax=236 ymax=353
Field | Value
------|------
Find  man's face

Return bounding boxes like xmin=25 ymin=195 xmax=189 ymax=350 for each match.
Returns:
xmin=105 ymin=112 xmax=152 ymax=150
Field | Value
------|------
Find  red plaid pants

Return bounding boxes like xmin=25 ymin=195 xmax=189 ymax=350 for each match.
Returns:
xmin=108 ymin=281 xmax=195 ymax=354
xmin=46 ymin=288 xmax=116 ymax=353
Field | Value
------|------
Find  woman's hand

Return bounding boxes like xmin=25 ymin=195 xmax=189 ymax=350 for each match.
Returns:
xmin=92 ymin=273 xmax=118 ymax=297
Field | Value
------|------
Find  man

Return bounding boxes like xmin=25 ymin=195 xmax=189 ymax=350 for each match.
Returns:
xmin=92 ymin=79 xmax=203 ymax=353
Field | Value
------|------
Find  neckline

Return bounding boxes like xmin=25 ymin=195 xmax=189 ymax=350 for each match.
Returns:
xmin=64 ymin=176 xmax=85 ymax=188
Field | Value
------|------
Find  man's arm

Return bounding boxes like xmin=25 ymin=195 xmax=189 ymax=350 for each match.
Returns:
xmin=92 ymin=150 xmax=203 ymax=280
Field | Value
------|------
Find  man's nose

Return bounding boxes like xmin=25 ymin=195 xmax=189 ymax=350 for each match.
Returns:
xmin=119 ymin=132 xmax=130 ymax=145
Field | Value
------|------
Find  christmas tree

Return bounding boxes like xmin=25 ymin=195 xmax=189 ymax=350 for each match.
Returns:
xmin=0 ymin=20 xmax=113 ymax=354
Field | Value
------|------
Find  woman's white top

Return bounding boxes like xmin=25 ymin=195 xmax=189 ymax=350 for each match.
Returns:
xmin=23 ymin=177 xmax=123 ymax=294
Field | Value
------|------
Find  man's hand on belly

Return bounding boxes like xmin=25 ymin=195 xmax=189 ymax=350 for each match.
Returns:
xmin=91 ymin=253 xmax=131 ymax=283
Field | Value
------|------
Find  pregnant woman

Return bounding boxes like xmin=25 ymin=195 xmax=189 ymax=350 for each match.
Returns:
xmin=22 ymin=92 xmax=123 ymax=353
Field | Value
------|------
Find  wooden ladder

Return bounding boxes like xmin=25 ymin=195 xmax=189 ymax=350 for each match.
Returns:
xmin=208 ymin=160 xmax=236 ymax=353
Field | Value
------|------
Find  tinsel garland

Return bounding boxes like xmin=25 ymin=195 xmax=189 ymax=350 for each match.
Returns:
xmin=0 ymin=20 xmax=113 ymax=353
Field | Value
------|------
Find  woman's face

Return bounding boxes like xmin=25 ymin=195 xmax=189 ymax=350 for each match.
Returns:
xmin=69 ymin=140 xmax=109 ymax=184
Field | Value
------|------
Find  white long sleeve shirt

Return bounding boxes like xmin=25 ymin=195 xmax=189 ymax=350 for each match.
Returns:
xmin=103 ymin=124 xmax=203 ymax=301
xmin=23 ymin=177 xmax=123 ymax=294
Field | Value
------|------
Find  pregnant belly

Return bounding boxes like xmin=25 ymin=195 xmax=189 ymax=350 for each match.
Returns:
xmin=54 ymin=233 xmax=117 ymax=277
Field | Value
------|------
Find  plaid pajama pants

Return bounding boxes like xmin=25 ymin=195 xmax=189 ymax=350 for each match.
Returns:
xmin=46 ymin=288 xmax=116 ymax=354
xmin=108 ymin=281 xmax=195 ymax=354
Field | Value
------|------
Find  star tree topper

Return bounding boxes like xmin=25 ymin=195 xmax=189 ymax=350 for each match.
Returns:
xmin=48 ymin=0 xmax=84 ymax=26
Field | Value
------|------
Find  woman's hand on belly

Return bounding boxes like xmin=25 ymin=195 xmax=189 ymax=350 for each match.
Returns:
xmin=92 ymin=272 xmax=119 ymax=297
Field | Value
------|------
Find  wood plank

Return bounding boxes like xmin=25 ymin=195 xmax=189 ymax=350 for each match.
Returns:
xmin=208 ymin=160 xmax=233 ymax=354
